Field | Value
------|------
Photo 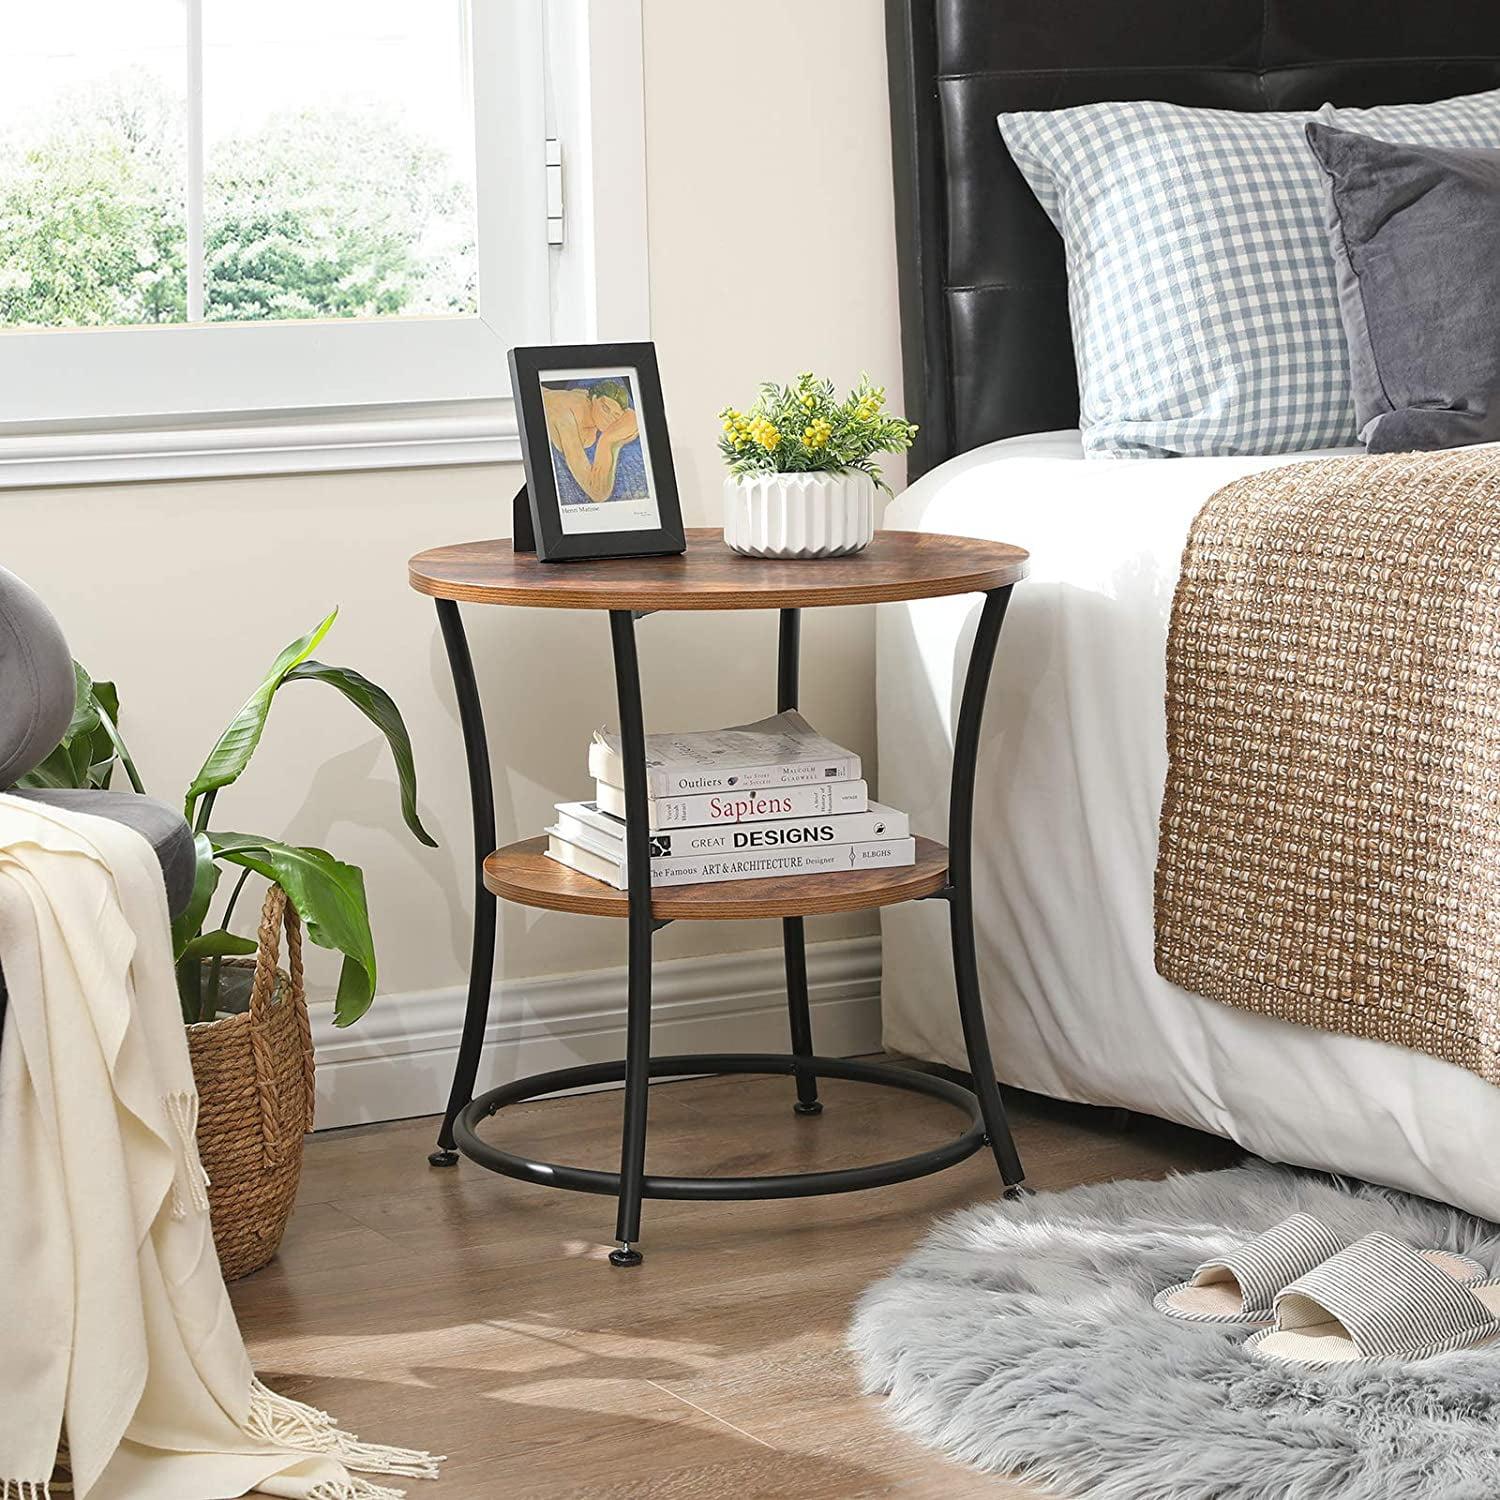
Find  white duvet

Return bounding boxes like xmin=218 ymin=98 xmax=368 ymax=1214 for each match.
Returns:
xmin=878 ymin=431 xmax=1500 ymax=1223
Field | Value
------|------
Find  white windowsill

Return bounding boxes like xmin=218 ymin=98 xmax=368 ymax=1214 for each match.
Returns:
xmin=0 ymin=401 xmax=523 ymax=488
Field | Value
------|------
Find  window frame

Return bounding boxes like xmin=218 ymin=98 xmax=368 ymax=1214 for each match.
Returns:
xmin=0 ymin=0 xmax=649 ymax=487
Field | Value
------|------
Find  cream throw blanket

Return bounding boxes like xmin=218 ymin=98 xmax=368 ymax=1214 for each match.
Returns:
xmin=0 ymin=795 xmax=440 ymax=1500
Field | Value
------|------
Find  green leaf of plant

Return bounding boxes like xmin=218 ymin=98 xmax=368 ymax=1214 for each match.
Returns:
xmin=83 ymin=679 xmax=117 ymax=787
xmin=87 ymin=678 xmax=145 ymax=793
xmin=13 ymin=745 xmax=82 ymax=790
xmin=284 ymin=660 xmax=438 ymax=847
xmin=171 ymin=833 xmax=221 ymax=959
xmin=184 ymin=609 xmax=338 ymax=822
xmin=62 ymin=661 xmax=101 ymax=742
xmin=178 ymin=929 xmax=258 ymax=962
xmin=176 ymin=956 xmax=203 ymax=1027
xmin=208 ymin=831 xmax=377 ymax=1027
xmin=15 ymin=662 xmax=105 ymax=791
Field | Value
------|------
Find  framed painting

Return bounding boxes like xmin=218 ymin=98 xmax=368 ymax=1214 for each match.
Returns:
xmin=508 ymin=342 xmax=686 ymax=562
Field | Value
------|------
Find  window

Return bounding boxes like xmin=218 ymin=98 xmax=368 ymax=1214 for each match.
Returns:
xmin=0 ymin=1 xmax=647 ymax=482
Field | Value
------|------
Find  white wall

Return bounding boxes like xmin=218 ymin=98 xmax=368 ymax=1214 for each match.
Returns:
xmin=1 ymin=0 xmax=903 ymax=1025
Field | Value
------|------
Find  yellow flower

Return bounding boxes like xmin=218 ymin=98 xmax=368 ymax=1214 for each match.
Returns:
xmin=750 ymin=417 xmax=780 ymax=451
xmin=802 ymin=417 xmax=833 ymax=451
xmin=801 ymin=393 xmax=816 ymax=410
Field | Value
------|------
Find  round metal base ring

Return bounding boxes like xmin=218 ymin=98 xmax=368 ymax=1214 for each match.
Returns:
xmin=453 ymin=1052 xmax=986 ymax=1201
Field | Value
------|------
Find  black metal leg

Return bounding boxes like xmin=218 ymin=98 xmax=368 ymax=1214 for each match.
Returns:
xmin=777 ymin=605 xmax=801 ymax=710
xmin=783 ymin=918 xmax=822 ymax=1115
xmin=610 ymin=609 xmax=653 ymax=1266
xmin=776 ymin=607 xmax=823 ymax=1115
xmin=947 ymin=587 xmax=1025 ymax=1190
xmin=429 ymin=599 xmax=500 ymax=1167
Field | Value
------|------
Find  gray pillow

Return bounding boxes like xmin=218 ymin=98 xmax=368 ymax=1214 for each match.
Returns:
xmin=1305 ymin=122 xmax=1500 ymax=454
xmin=0 ymin=565 xmax=74 ymax=788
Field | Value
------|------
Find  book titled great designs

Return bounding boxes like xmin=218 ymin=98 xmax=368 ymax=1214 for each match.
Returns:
xmin=555 ymin=799 xmax=908 ymax=858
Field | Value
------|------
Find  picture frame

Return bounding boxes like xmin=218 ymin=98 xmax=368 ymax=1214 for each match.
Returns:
xmin=508 ymin=342 xmax=687 ymax=563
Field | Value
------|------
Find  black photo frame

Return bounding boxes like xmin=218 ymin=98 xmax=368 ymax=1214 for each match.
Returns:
xmin=508 ymin=342 xmax=686 ymax=563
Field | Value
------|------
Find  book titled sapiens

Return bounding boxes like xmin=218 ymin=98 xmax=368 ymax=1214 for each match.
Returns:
xmin=589 ymin=710 xmax=860 ymax=797
xmin=545 ymin=829 xmax=917 ymax=889
xmin=555 ymin=799 xmax=908 ymax=858
xmin=593 ymin=778 xmax=869 ymax=830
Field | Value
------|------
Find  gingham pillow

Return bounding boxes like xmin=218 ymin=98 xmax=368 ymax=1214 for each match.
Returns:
xmin=997 ymin=90 xmax=1500 ymax=458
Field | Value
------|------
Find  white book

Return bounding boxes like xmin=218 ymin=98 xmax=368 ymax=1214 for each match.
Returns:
xmin=556 ymin=799 xmax=908 ymax=859
xmin=595 ymin=778 xmax=869 ymax=830
xmin=545 ymin=829 xmax=916 ymax=890
xmin=589 ymin=710 xmax=861 ymax=797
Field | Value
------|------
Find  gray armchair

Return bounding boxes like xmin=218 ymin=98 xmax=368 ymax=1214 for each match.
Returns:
xmin=0 ymin=565 xmax=195 ymax=1032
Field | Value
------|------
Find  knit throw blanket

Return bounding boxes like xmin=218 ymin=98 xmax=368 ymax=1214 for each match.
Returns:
xmin=0 ymin=796 xmax=441 ymax=1500
xmin=1156 ymin=446 xmax=1500 ymax=1083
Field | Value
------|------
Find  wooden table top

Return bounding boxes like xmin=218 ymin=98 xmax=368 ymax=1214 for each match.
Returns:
xmin=484 ymin=835 xmax=951 ymax=919
xmin=409 ymin=529 xmax=1028 ymax=610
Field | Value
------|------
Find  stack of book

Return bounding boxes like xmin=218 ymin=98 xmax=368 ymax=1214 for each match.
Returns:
xmin=545 ymin=710 xmax=916 ymax=889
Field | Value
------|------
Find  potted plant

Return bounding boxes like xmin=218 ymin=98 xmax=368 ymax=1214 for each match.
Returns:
xmin=20 ymin=608 xmax=436 ymax=1278
xmin=718 ymin=372 xmax=917 ymax=558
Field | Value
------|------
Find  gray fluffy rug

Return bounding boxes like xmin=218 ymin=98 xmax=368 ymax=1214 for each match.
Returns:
xmin=849 ymin=1162 xmax=1500 ymax=1500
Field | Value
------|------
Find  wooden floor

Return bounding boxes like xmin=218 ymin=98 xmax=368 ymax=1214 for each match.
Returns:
xmin=230 ymin=1068 xmax=1239 ymax=1498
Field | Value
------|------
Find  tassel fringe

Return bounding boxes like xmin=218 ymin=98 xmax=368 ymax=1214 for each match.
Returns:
xmin=307 ymin=1482 xmax=408 ymax=1500
xmin=163 ymin=1091 xmax=211 ymax=1219
xmin=1 ymin=1482 xmax=52 ymax=1499
xmin=247 ymin=1379 xmax=443 ymax=1485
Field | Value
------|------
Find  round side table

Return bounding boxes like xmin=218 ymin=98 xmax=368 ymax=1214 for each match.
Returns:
xmin=408 ymin=526 xmax=1030 ymax=1266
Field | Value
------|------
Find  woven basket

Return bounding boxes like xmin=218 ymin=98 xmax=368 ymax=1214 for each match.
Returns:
xmin=186 ymin=885 xmax=315 ymax=1282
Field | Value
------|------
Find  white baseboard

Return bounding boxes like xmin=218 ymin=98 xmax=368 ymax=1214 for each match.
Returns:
xmin=309 ymin=935 xmax=882 ymax=1131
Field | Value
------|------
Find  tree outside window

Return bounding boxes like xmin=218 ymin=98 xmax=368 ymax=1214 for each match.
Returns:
xmin=0 ymin=9 xmax=477 ymax=331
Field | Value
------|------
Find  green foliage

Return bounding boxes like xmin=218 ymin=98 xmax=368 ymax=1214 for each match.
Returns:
xmin=204 ymin=108 xmax=475 ymax=322
xmin=718 ymin=373 xmax=918 ymax=493
xmin=171 ymin=833 xmax=221 ymax=959
xmin=17 ymin=664 xmax=141 ymax=792
xmin=209 ymin=833 xmax=378 ymax=1027
xmin=0 ymin=69 xmax=474 ymax=330
xmin=177 ymin=929 xmax=258 ymax=963
xmin=44 ymin=619 xmax=436 ymax=1026
xmin=185 ymin=609 xmax=338 ymax=827
xmin=282 ymin=660 xmax=438 ymax=847
xmin=0 ymin=133 xmax=184 ymax=327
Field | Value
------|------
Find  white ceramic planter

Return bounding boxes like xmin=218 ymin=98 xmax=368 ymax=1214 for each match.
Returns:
xmin=723 ymin=471 xmax=876 ymax=559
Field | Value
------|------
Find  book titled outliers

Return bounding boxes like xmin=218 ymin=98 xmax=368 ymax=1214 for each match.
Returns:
xmin=548 ymin=710 xmax=916 ymax=889
xmin=589 ymin=711 xmax=860 ymax=797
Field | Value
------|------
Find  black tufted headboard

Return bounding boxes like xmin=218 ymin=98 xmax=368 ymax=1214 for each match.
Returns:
xmin=886 ymin=0 xmax=1500 ymax=478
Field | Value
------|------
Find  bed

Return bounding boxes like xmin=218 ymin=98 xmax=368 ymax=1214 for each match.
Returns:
xmin=878 ymin=0 xmax=1500 ymax=1221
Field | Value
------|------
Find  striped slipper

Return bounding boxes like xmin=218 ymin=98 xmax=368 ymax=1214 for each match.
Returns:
xmin=1153 ymin=1212 xmax=1483 ymax=1326
xmin=1247 ymin=1233 xmax=1500 ymax=1366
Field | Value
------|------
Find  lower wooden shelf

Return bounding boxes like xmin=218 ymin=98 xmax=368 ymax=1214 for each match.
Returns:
xmin=483 ymin=834 xmax=950 ymax=921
